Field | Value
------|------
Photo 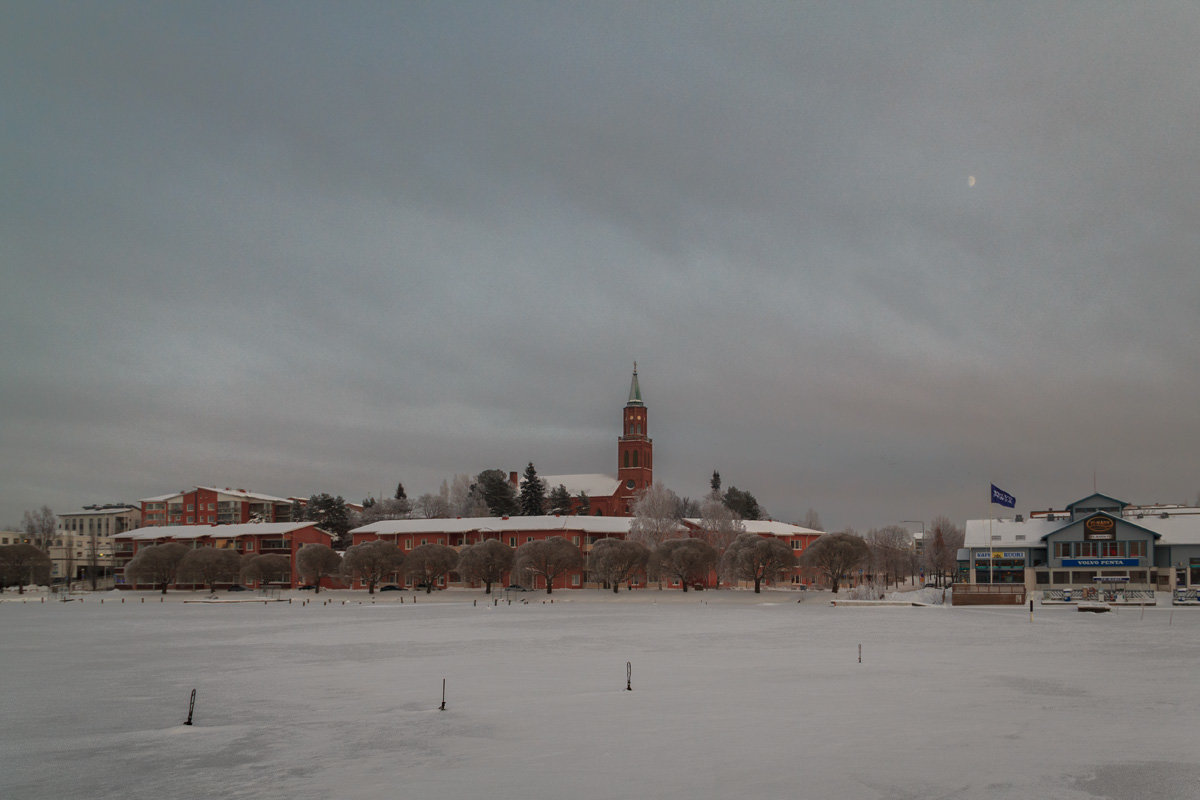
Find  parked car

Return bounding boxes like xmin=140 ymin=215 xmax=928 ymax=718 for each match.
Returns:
xmin=226 ymin=585 xmax=248 ymax=592
xmin=505 ymin=585 xmax=530 ymax=592
xmin=297 ymin=585 xmax=317 ymax=590
xmin=380 ymin=585 xmax=403 ymax=592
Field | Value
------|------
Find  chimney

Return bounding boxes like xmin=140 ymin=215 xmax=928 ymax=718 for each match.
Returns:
xmin=509 ymin=471 xmax=519 ymax=487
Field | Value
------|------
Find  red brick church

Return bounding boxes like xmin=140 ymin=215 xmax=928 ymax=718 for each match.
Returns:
xmin=535 ymin=364 xmax=653 ymax=516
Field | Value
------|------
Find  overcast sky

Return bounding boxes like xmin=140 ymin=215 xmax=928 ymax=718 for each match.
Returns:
xmin=4 ymin=2 xmax=1199 ymax=532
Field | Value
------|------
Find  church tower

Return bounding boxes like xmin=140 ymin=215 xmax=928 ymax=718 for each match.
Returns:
xmin=617 ymin=363 xmax=653 ymax=509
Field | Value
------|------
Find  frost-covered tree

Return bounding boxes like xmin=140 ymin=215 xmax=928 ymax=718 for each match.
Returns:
xmin=802 ymin=531 xmax=869 ymax=593
xmin=241 ymin=553 xmax=292 ymax=587
xmin=456 ymin=539 xmax=514 ymax=594
xmin=546 ymin=484 xmax=573 ymax=516
xmin=358 ymin=497 xmax=412 ymax=524
xmin=403 ymin=543 xmax=459 ymax=593
xmin=589 ymin=538 xmax=649 ymax=593
xmin=696 ymin=493 xmax=744 ymax=587
xmin=722 ymin=533 xmax=796 ymax=593
xmin=519 ymin=462 xmax=545 ymax=516
xmin=179 ymin=546 xmax=242 ymax=592
xmin=674 ymin=496 xmax=701 ymax=518
xmin=515 ymin=537 xmax=582 ymax=594
xmin=650 ymin=538 xmax=717 ymax=592
xmin=801 ymin=508 xmax=823 ymax=531
xmin=574 ymin=491 xmax=591 ymax=515
xmin=125 ymin=542 xmax=189 ymax=594
xmin=628 ymin=483 xmax=682 ymax=548
xmin=296 ymin=543 xmax=341 ymax=594
xmin=343 ymin=540 xmax=405 ymax=594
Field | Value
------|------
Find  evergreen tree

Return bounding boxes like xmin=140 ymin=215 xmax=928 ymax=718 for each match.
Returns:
xmin=574 ymin=491 xmax=591 ymax=515
xmin=723 ymin=486 xmax=763 ymax=521
xmin=519 ymin=462 xmax=546 ymax=516
xmin=710 ymin=470 xmax=722 ymax=495
xmin=394 ymin=482 xmax=407 ymax=501
xmin=475 ymin=469 xmax=519 ymax=517
xmin=307 ymin=493 xmax=352 ymax=545
xmin=547 ymin=484 xmax=573 ymax=515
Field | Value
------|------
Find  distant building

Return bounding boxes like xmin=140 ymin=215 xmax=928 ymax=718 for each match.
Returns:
xmin=140 ymin=487 xmax=294 ymax=526
xmin=49 ymin=504 xmax=142 ymax=584
xmin=961 ymin=492 xmax=1200 ymax=606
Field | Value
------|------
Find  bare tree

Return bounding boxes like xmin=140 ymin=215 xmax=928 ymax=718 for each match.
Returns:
xmin=696 ymin=493 xmax=744 ymax=587
xmin=650 ymin=538 xmax=717 ymax=591
xmin=802 ymin=531 xmax=869 ymax=593
xmin=22 ymin=506 xmax=57 ymax=552
xmin=413 ymin=490 xmax=452 ymax=519
xmin=924 ymin=515 xmax=964 ymax=587
xmin=450 ymin=473 xmax=488 ymax=517
xmin=628 ymin=483 xmax=683 ymax=548
xmin=402 ymin=543 xmax=458 ymax=593
xmin=589 ymin=538 xmax=650 ymax=593
xmin=241 ymin=553 xmax=292 ymax=587
xmin=0 ymin=544 xmax=52 ymax=593
xmin=296 ymin=543 xmax=342 ymax=593
xmin=179 ymin=547 xmax=243 ymax=592
xmin=342 ymin=540 xmax=405 ymax=594
xmin=456 ymin=539 xmax=514 ymax=593
xmin=801 ymin=508 xmax=823 ymax=531
xmin=125 ymin=542 xmax=190 ymax=594
xmin=514 ymin=537 xmax=583 ymax=594
xmin=722 ymin=533 xmax=796 ymax=593
xmin=865 ymin=525 xmax=913 ymax=589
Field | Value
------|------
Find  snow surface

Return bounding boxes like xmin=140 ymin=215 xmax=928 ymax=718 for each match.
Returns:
xmin=2 ymin=589 xmax=1199 ymax=800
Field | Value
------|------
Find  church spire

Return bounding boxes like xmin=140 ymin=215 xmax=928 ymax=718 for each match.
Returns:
xmin=627 ymin=362 xmax=644 ymax=406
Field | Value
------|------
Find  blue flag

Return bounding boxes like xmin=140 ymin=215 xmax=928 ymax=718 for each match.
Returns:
xmin=991 ymin=484 xmax=1015 ymax=508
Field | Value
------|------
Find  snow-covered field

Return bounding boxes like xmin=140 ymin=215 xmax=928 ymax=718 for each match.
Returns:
xmin=3 ymin=589 xmax=1198 ymax=800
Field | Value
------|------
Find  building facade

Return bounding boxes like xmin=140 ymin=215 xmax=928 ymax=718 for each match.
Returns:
xmin=962 ymin=492 xmax=1200 ymax=605
xmin=140 ymin=487 xmax=294 ymax=527
xmin=113 ymin=522 xmax=332 ymax=588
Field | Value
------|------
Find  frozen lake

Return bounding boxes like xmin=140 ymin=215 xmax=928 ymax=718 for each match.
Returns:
xmin=2 ymin=590 xmax=1198 ymax=800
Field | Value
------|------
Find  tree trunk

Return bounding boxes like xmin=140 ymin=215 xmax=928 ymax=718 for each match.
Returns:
xmin=485 ymin=581 xmax=492 ymax=594
xmin=161 ymin=582 xmax=168 ymax=595
xmin=425 ymin=581 xmax=432 ymax=594
xmin=681 ymin=582 xmax=688 ymax=592
xmin=753 ymin=577 xmax=761 ymax=593
xmin=613 ymin=582 xmax=620 ymax=594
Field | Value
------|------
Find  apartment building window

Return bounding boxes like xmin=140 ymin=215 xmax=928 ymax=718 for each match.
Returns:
xmin=571 ymin=574 xmax=581 ymax=587
xmin=186 ymin=516 xmax=194 ymax=524
xmin=187 ymin=504 xmax=194 ymax=511
xmin=508 ymin=537 xmax=516 ymax=547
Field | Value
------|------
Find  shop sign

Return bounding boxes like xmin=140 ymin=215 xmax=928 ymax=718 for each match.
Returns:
xmin=973 ymin=551 xmax=1025 ymax=560
xmin=1084 ymin=516 xmax=1116 ymax=540
xmin=1062 ymin=558 xmax=1138 ymax=567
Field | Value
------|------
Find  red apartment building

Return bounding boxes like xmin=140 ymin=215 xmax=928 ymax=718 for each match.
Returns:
xmin=112 ymin=521 xmax=332 ymax=588
xmin=140 ymin=487 xmax=295 ymax=526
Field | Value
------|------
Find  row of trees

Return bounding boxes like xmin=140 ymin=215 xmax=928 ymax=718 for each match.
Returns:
xmin=797 ymin=516 xmax=965 ymax=592
xmin=123 ymin=544 xmax=293 ymax=594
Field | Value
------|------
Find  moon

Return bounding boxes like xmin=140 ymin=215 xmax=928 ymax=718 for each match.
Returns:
xmin=968 ymin=175 xmax=976 ymax=188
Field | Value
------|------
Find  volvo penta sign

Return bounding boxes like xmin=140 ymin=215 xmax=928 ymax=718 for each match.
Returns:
xmin=1062 ymin=558 xmax=1138 ymax=567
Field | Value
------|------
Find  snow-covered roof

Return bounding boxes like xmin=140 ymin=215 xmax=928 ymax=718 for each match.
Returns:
xmin=138 ymin=493 xmax=177 ymax=503
xmin=58 ymin=506 xmax=139 ymax=517
xmin=964 ymin=514 xmax=1200 ymax=547
xmin=114 ymin=522 xmax=322 ymax=541
xmin=682 ymin=518 xmax=822 ymax=537
xmin=199 ymin=487 xmax=293 ymax=503
xmin=353 ymin=515 xmax=633 ymax=536
xmin=535 ymin=474 xmax=622 ymax=497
